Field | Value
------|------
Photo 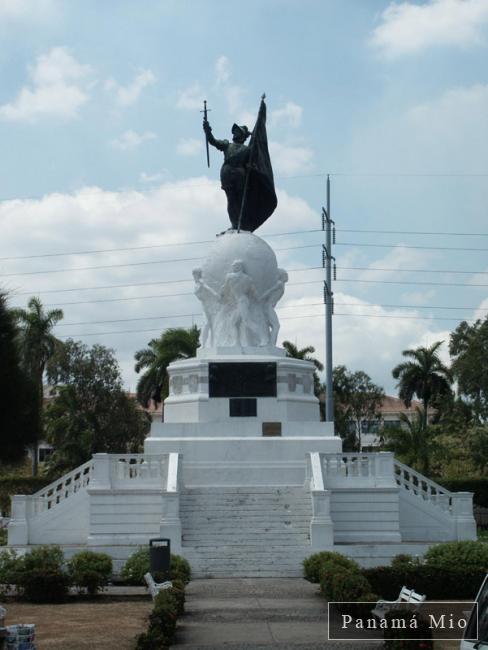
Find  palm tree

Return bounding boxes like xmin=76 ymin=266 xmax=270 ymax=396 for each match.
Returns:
xmin=134 ymin=326 xmax=200 ymax=416
xmin=282 ymin=340 xmax=324 ymax=397
xmin=12 ymin=297 xmax=64 ymax=474
xmin=383 ymin=408 xmax=439 ymax=475
xmin=392 ymin=341 xmax=453 ymax=430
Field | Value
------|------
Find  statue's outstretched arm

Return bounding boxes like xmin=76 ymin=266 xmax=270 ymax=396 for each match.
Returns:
xmin=203 ymin=120 xmax=227 ymax=152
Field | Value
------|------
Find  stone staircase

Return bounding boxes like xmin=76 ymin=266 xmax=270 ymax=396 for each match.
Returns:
xmin=180 ymin=485 xmax=313 ymax=577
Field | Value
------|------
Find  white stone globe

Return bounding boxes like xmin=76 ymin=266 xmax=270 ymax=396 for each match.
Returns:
xmin=201 ymin=231 xmax=279 ymax=296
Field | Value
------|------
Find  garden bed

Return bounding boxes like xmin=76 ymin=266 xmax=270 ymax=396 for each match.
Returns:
xmin=2 ymin=598 xmax=153 ymax=649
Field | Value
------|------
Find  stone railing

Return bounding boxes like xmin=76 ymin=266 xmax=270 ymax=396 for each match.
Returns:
xmin=320 ymin=452 xmax=395 ymax=488
xmin=306 ymin=452 xmax=333 ymax=549
xmin=394 ymin=459 xmax=472 ymax=516
xmin=109 ymin=454 xmax=169 ymax=486
xmin=8 ymin=453 xmax=182 ymax=548
xmin=30 ymin=459 xmax=94 ymax=515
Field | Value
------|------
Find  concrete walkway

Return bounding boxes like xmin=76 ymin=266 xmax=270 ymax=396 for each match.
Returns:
xmin=171 ymin=578 xmax=382 ymax=649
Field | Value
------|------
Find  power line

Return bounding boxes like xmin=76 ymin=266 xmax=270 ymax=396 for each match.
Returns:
xmin=58 ymin=310 xmax=477 ymax=339
xmin=0 ymin=244 xmax=320 ymax=278
xmin=337 ymin=228 xmax=488 ymax=237
xmin=336 ymin=242 xmax=488 ymax=252
xmin=0 ymin=228 xmax=323 ymax=261
xmin=330 ymin=172 xmax=488 ymax=178
xmin=336 ymin=278 xmax=488 ymax=288
xmin=339 ymin=265 xmax=488 ymax=276
xmin=11 ymin=266 xmax=323 ymax=300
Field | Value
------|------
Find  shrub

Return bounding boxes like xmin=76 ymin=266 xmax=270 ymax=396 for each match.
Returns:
xmin=121 ymin=547 xmax=149 ymax=585
xmin=68 ymin=551 xmax=113 ymax=596
xmin=0 ymin=529 xmax=7 ymax=546
xmin=168 ymin=554 xmax=191 ymax=585
xmin=383 ymin=608 xmax=433 ymax=649
xmin=135 ymin=584 xmax=182 ymax=649
xmin=424 ymin=540 xmax=488 ymax=572
xmin=22 ymin=545 xmax=65 ymax=572
xmin=0 ymin=477 xmax=50 ymax=516
xmin=20 ymin=569 xmax=70 ymax=603
xmin=14 ymin=545 xmax=70 ymax=603
xmin=390 ymin=554 xmax=420 ymax=571
xmin=320 ymin=565 xmax=376 ymax=605
xmin=0 ymin=548 xmax=22 ymax=597
xmin=362 ymin=565 xmax=485 ymax=601
xmin=121 ymin=548 xmax=191 ymax=585
xmin=303 ymin=551 xmax=360 ymax=583
xmin=439 ymin=478 xmax=488 ymax=508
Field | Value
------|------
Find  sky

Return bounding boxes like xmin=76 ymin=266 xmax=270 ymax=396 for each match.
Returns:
xmin=1 ymin=0 xmax=487 ymax=395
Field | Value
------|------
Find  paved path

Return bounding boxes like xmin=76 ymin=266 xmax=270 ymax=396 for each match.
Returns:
xmin=172 ymin=578 xmax=381 ymax=649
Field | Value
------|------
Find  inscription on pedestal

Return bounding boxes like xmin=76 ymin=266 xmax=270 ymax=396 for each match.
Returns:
xmin=209 ymin=362 xmax=277 ymax=398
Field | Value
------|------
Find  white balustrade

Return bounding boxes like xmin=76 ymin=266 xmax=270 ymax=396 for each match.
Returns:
xmin=109 ymin=454 xmax=168 ymax=485
xmin=319 ymin=452 xmax=395 ymax=487
xmin=393 ymin=459 xmax=453 ymax=514
xmin=32 ymin=459 xmax=94 ymax=514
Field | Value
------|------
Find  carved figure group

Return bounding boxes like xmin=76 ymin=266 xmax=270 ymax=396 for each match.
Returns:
xmin=193 ymin=260 xmax=288 ymax=348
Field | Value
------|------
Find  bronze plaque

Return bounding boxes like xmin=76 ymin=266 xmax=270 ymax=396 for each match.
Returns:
xmin=262 ymin=422 xmax=282 ymax=437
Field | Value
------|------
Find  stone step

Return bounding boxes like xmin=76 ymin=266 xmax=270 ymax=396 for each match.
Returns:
xmin=182 ymin=513 xmax=311 ymax=519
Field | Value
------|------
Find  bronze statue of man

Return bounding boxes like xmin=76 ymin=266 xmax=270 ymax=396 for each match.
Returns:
xmin=203 ymin=119 xmax=251 ymax=229
xmin=202 ymin=97 xmax=277 ymax=233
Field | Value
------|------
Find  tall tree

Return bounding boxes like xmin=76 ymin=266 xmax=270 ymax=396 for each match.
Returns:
xmin=392 ymin=341 xmax=453 ymax=429
xmin=383 ymin=408 xmax=439 ymax=475
xmin=282 ymin=340 xmax=324 ymax=397
xmin=134 ymin=326 xmax=200 ymax=412
xmin=450 ymin=317 xmax=488 ymax=422
xmin=332 ymin=365 xmax=385 ymax=451
xmin=0 ymin=292 xmax=39 ymax=464
xmin=12 ymin=297 xmax=64 ymax=474
xmin=46 ymin=340 xmax=150 ymax=473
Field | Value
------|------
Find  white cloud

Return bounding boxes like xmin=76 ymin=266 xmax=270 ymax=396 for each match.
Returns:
xmin=176 ymin=137 xmax=202 ymax=157
xmin=139 ymin=170 xmax=169 ymax=184
xmin=270 ymin=101 xmax=303 ymax=128
xmin=370 ymin=0 xmax=488 ymax=58
xmin=474 ymin=297 xmax=488 ymax=321
xmin=0 ymin=47 xmax=93 ymax=122
xmin=0 ymin=0 xmax=56 ymax=20
xmin=105 ymin=69 xmax=156 ymax=106
xmin=347 ymin=82 xmax=488 ymax=174
xmin=111 ymin=130 xmax=157 ymax=151
xmin=269 ymin=141 xmax=314 ymax=175
xmin=215 ymin=55 xmax=230 ymax=84
xmin=0 ymin=178 xmax=455 ymax=396
xmin=176 ymin=82 xmax=204 ymax=110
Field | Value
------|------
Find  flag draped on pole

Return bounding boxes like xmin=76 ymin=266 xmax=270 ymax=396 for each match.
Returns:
xmin=238 ymin=97 xmax=277 ymax=232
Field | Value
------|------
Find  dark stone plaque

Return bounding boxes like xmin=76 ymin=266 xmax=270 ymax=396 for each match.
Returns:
xmin=229 ymin=398 xmax=257 ymax=417
xmin=209 ymin=362 xmax=277 ymax=398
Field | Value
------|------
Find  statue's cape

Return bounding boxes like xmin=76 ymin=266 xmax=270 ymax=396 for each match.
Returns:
xmin=239 ymin=99 xmax=277 ymax=232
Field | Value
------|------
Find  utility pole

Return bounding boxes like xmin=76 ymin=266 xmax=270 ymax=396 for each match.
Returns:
xmin=322 ymin=175 xmax=335 ymax=422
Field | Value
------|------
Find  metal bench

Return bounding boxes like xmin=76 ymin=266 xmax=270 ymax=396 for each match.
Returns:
xmin=372 ymin=586 xmax=426 ymax=619
xmin=143 ymin=572 xmax=172 ymax=600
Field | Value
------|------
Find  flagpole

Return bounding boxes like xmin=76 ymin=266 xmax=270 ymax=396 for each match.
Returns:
xmin=237 ymin=94 xmax=265 ymax=232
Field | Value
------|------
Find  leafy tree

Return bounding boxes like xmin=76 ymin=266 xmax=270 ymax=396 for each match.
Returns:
xmin=134 ymin=326 xmax=200 ymax=411
xmin=331 ymin=365 xmax=385 ymax=451
xmin=0 ymin=292 xmax=39 ymax=464
xmin=383 ymin=408 xmax=440 ymax=475
xmin=467 ymin=426 xmax=488 ymax=474
xmin=45 ymin=340 xmax=150 ymax=473
xmin=282 ymin=340 xmax=324 ymax=397
xmin=12 ymin=297 xmax=64 ymax=474
xmin=392 ymin=341 xmax=453 ymax=430
xmin=450 ymin=317 xmax=488 ymax=422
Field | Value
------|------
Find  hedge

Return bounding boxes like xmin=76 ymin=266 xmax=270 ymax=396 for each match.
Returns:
xmin=135 ymin=582 xmax=186 ymax=649
xmin=362 ymin=565 xmax=485 ymax=601
xmin=438 ymin=478 xmax=488 ymax=508
xmin=0 ymin=477 xmax=51 ymax=515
